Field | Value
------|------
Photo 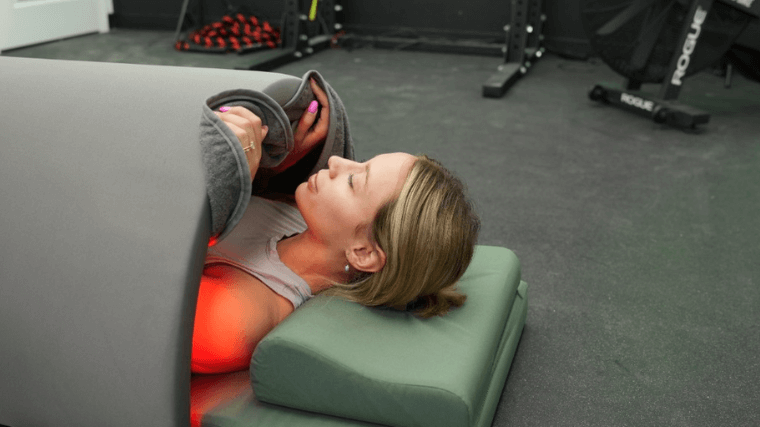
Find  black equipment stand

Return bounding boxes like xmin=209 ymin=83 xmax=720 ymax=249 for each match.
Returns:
xmin=589 ymin=0 xmax=714 ymax=128
xmin=586 ymin=0 xmax=760 ymax=129
xmin=483 ymin=0 xmax=546 ymax=98
xmin=332 ymin=0 xmax=545 ymax=97
xmin=239 ymin=0 xmax=343 ymax=71
xmin=174 ymin=0 xmax=343 ymax=71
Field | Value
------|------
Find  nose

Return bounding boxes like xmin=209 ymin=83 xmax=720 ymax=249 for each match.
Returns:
xmin=328 ymin=156 xmax=357 ymax=179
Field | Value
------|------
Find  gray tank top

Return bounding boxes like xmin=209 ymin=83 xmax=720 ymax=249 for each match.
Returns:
xmin=205 ymin=196 xmax=311 ymax=308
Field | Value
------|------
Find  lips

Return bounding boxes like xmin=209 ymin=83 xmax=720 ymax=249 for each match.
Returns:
xmin=309 ymin=173 xmax=317 ymax=192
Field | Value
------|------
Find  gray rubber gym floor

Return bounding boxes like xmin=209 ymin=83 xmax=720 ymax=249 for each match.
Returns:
xmin=4 ymin=29 xmax=759 ymax=427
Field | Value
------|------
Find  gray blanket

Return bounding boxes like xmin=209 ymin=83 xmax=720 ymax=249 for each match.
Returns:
xmin=199 ymin=70 xmax=355 ymax=242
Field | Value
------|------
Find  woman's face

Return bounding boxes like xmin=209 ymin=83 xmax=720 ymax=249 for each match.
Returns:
xmin=295 ymin=152 xmax=417 ymax=248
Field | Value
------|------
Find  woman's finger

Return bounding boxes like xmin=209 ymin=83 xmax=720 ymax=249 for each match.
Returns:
xmin=215 ymin=117 xmax=261 ymax=177
xmin=294 ymin=99 xmax=319 ymax=143
xmin=310 ymin=78 xmax=329 ymax=106
xmin=221 ymin=106 xmax=262 ymax=127
xmin=309 ymin=79 xmax=329 ymax=137
xmin=216 ymin=117 xmax=252 ymax=149
xmin=234 ymin=107 xmax=268 ymax=147
xmin=215 ymin=110 xmax=251 ymax=131
xmin=215 ymin=109 xmax=267 ymax=157
xmin=308 ymin=104 xmax=329 ymax=143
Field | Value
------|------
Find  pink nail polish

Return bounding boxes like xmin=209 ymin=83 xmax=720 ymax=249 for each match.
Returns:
xmin=219 ymin=106 xmax=230 ymax=112
xmin=308 ymin=100 xmax=319 ymax=114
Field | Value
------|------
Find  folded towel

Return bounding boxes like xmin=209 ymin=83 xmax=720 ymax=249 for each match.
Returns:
xmin=199 ymin=70 xmax=355 ymax=243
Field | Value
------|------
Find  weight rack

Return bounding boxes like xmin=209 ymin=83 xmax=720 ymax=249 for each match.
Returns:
xmin=483 ymin=0 xmax=546 ymax=98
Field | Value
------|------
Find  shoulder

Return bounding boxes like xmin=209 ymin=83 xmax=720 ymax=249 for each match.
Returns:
xmin=201 ymin=264 xmax=295 ymax=323
xmin=191 ymin=265 xmax=293 ymax=374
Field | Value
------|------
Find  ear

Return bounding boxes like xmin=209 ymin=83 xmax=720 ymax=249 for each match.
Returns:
xmin=346 ymin=240 xmax=386 ymax=273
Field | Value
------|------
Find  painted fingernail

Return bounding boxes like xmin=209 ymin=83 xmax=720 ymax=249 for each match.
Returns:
xmin=219 ymin=106 xmax=230 ymax=112
xmin=308 ymin=100 xmax=319 ymax=114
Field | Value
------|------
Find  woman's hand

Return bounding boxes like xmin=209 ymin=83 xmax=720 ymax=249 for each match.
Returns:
xmin=295 ymin=78 xmax=330 ymax=154
xmin=270 ymin=78 xmax=330 ymax=174
xmin=215 ymin=106 xmax=268 ymax=179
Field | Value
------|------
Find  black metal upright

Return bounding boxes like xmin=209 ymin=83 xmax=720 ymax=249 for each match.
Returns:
xmin=240 ymin=0 xmax=341 ymax=71
xmin=659 ymin=0 xmax=715 ymax=100
xmin=584 ymin=0 xmax=760 ymax=129
xmin=482 ymin=0 xmax=546 ymax=98
xmin=586 ymin=0 xmax=727 ymax=129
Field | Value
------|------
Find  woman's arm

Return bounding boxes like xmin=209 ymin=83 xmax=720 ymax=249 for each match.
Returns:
xmin=203 ymin=77 xmax=334 ymax=240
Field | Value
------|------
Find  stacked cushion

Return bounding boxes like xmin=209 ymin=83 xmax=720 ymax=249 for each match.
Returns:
xmin=217 ymin=245 xmax=528 ymax=427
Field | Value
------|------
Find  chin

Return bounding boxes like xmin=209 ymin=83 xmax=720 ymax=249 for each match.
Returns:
xmin=294 ymin=182 xmax=307 ymax=211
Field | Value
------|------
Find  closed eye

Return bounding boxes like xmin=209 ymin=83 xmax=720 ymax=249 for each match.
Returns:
xmin=349 ymin=159 xmax=367 ymax=189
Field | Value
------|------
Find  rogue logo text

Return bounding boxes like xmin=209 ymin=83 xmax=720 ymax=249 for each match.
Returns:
xmin=620 ymin=93 xmax=655 ymax=112
xmin=671 ymin=5 xmax=708 ymax=86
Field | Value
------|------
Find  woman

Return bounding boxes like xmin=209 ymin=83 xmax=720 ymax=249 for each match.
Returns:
xmin=192 ymin=80 xmax=480 ymax=374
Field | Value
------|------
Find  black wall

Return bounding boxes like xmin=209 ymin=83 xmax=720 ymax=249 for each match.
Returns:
xmin=112 ymin=0 xmax=758 ymax=59
xmin=111 ymin=0 xmax=285 ymax=33
xmin=111 ymin=0 xmax=594 ymax=58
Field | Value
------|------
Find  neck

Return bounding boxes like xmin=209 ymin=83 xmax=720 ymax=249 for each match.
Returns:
xmin=276 ymin=230 xmax=350 ymax=294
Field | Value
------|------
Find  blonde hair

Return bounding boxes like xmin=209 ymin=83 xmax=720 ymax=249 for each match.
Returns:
xmin=325 ymin=155 xmax=480 ymax=318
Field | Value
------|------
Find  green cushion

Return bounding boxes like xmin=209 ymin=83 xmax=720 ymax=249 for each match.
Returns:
xmin=249 ymin=245 xmax=525 ymax=427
